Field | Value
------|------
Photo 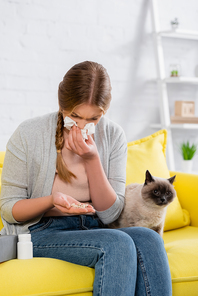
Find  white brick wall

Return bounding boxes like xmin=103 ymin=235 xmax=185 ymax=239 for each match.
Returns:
xmin=0 ymin=0 xmax=198 ymax=171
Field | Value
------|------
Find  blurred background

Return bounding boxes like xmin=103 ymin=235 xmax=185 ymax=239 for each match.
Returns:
xmin=0 ymin=0 xmax=198 ymax=171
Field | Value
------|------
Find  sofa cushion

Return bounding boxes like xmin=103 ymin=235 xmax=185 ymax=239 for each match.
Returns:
xmin=164 ymin=226 xmax=198 ymax=296
xmin=0 ymin=257 xmax=94 ymax=296
xmin=170 ymin=171 xmax=198 ymax=228
xmin=126 ymin=129 xmax=190 ymax=231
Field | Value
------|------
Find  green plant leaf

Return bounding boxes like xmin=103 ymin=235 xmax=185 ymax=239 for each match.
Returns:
xmin=180 ymin=141 xmax=197 ymax=160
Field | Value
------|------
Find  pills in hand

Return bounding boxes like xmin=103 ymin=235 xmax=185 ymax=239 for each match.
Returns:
xmin=70 ymin=203 xmax=89 ymax=208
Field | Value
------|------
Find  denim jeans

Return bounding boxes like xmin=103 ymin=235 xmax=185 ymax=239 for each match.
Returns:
xmin=29 ymin=215 xmax=172 ymax=296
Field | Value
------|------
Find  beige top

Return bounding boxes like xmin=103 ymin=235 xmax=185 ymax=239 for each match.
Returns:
xmin=52 ymin=130 xmax=90 ymax=202
xmin=44 ymin=129 xmax=91 ymax=216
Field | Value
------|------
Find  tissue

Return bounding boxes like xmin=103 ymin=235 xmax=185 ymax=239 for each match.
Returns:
xmin=64 ymin=116 xmax=95 ymax=140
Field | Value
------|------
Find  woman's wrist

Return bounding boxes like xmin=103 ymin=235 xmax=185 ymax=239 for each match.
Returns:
xmin=83 ymin=151 xmax=100 ymax=165
xmin=48 ymin=194 xmax=54 ymax=207
xmin=12 ymin=195 xmax=55 ymax=222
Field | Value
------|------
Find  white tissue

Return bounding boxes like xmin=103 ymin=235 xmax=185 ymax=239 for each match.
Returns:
xmin=64 ymin=116 xmax=95 ymax=140
xmin=64 ymin=116 xmax=77 ymax=130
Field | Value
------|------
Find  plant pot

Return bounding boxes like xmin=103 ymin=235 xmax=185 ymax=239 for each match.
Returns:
xmin=181 ymin=159 xmax=193 ymax=173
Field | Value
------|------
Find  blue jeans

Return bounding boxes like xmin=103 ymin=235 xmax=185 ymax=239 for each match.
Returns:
xmin=29 ymin=215 xmax=172 ymax=296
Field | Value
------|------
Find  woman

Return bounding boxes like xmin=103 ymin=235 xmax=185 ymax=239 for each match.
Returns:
xmin=0 ymin=61 xmax=172 ymax=295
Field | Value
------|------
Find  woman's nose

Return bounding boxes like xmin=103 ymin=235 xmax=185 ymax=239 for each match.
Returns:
xmin=76 ymin=120 xmax=87 ymax=129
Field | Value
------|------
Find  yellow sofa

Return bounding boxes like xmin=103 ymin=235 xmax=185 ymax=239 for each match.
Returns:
xmin=1 ymin=129 xmax=198 ymax=296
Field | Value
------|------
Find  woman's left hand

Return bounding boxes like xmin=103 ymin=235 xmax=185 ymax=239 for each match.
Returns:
xmin=65 ymin=125 xmax=98 ymax=160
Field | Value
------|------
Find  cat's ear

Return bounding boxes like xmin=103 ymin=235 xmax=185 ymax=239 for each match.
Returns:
xmin=144 ymin=170 xmax=155 ymax=185
xmin=168 ymin=175 xmax=176 ymax=184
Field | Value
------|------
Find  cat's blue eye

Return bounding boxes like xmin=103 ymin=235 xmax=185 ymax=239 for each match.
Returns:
xmin=153 ymin=190 xmax=159 ymax=195
xmin=166 ymin=191 xmax=170 ymax=196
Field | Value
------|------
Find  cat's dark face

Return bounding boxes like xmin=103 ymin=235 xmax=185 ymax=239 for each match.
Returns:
xmin=142 ymin=170 xmax=176 ymax=207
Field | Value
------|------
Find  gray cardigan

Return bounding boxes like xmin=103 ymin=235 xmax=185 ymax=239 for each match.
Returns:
xmin=0 ymin=112 xmax=127 ymax=235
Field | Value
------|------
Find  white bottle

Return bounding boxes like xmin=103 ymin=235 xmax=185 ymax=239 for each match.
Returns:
xmin=17 ymin=234 xmax=33 ymax=259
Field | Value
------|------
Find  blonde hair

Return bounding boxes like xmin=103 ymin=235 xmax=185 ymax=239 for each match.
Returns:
xmin=55 ymin=61 xmax=112 ymax=183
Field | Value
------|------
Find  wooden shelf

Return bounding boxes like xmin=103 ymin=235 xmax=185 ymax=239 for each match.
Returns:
xmin=158 ymin=29 xmax=198 ymax=40
xmin=164 ymin=77 xmax=198 ymax=84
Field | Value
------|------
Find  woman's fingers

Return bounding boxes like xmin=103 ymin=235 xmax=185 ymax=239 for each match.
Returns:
xmin=65 ymin=126 xmax=98 ymax=160
xmin=67 ymin=126 xmax=88 ymax=154
xmin=60 ymin=195 xmax=71 ymax=208
xmin=53 ymin=193 xmax=95 ymax=215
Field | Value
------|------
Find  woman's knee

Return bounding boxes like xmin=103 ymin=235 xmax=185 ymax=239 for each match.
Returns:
xmin=120 ymin=227 xmax=165 ymax=251
xmin=100 ymin=229 xmax=137 ymax=256
xmin=99 ymin=229 xmax=137 ymax=268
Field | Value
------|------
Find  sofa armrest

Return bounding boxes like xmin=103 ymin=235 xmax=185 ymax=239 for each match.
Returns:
xmin=170 ymin=171 xmax=198 ymax=227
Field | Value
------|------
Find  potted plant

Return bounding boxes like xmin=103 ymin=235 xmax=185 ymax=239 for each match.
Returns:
xmin=180 ymin=141 xmax=197 ymax=173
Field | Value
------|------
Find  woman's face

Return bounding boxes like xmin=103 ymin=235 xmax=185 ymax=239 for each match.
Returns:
xmin=62 ymin=104 xmax=104 ymax=129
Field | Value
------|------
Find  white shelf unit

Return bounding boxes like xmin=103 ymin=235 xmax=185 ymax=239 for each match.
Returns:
xmin=150 ymin=123 xmax=198 ymax=130
xmin=150 ymin=0 xmax=198 ymax=171
xmin=159 ymin=29 xmax=198 ymax=40
xmin=164 ymin=77 xmax=198 ymax=84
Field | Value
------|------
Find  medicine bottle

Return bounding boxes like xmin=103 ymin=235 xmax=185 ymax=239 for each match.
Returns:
xmin=17 ymin=234 xmax=33 ymax=259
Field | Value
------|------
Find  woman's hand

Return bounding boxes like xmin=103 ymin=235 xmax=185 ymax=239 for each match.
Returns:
xmin=65 ymin=125 xmax=99 ymax=160
xmin=52 ymin=192 xmax=95 ymax=215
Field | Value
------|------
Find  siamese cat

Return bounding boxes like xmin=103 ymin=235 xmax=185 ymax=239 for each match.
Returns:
xmin=109 ymin=170 xmax=176 ymax=237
